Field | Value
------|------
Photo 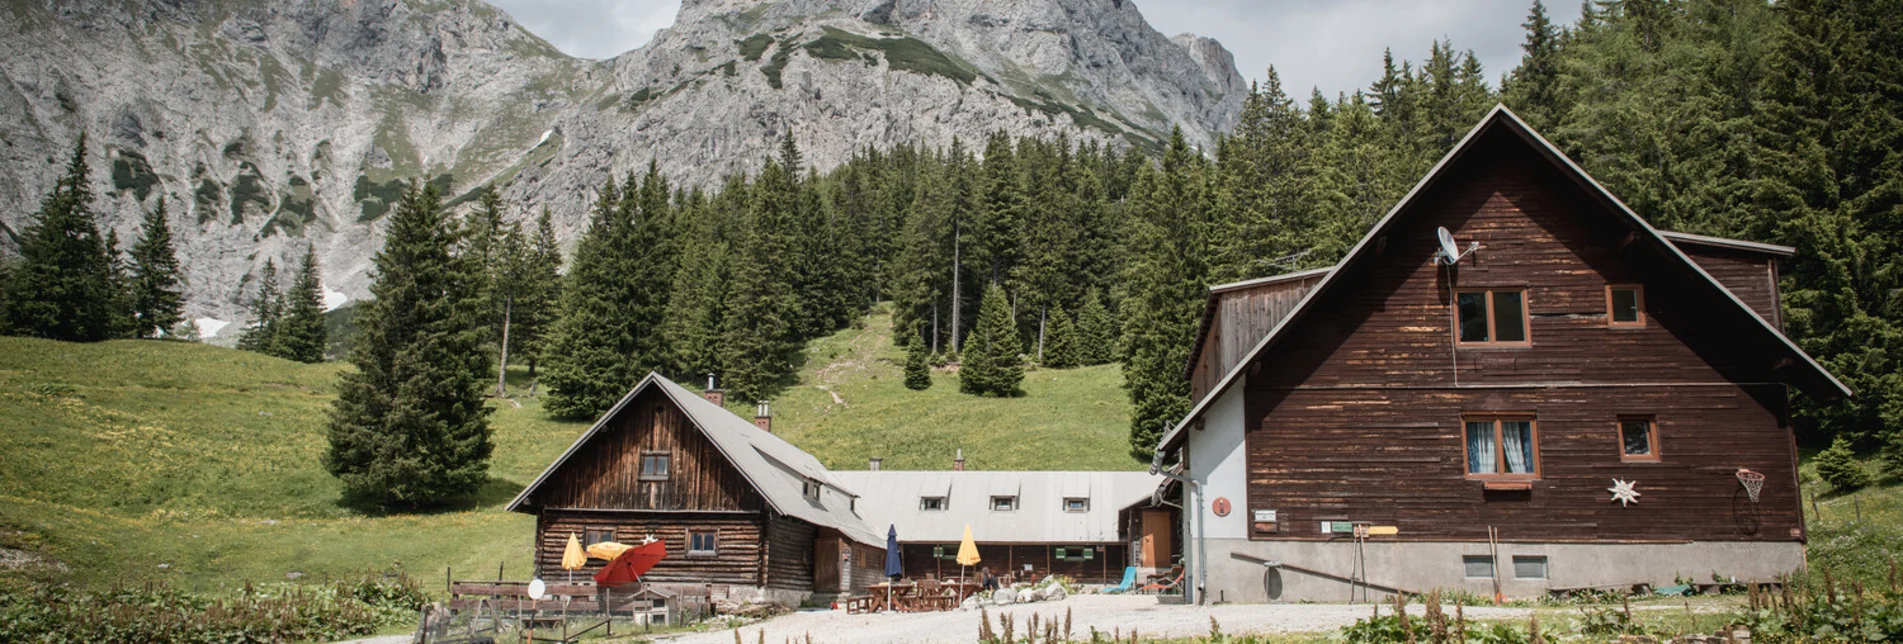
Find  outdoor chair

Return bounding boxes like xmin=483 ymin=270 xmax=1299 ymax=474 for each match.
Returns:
xmin=1139 ymin=570 xmax=1183 ymax=595
xmin=1101 ymin=566 xmax=1139 ymax=594
xmin=843 ymin=594 xmax=876 ymax=614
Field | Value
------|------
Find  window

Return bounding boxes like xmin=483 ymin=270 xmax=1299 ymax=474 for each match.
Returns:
xmin=802 ymin=479 xmax=821 ymax=502
xmin=1054 ymin=547 xmax=1094 ymax=562
xmin=1512 ymin=555 xmax=1548 ymax=580
xmin=1463 ymin=555 xmax=1495 ymax=579
xmin=1607 ymin=285 xmax=1645 ymax=328
xmin=1464 ymin=415 xmax=1540 ymax=480
xmin=991 ymin=496 xmax=1017 ymax=511
xmin=1455 ymin=289 xmax=1530 ymax=346
xmin=688 ymin=530 xmax=717 ymax=556
xmin=583 ymin=529 xmax=616 ymax=546
xmin=1619 ymin=416 xmax=1660 ymax=462
xmin=638 ymin=452 xmax=670 ymax=481
xmin=1064 ymin=497 xmax=1089 ymax=513
xmin=920 ymin=496 xmax=947 ymax=511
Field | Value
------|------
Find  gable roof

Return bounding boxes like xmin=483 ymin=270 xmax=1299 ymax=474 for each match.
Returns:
xmin=507 ymin=373 xmax=884 ymax=547
xmin=1155 ymin=104 xmax=1850 ymax=455
xmin=828 ymin=470 xmax=1162 ymax=543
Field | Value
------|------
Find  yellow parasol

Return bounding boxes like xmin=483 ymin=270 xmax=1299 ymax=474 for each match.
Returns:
xmin=956 ymin=524 xmax=980 ymax=583
xmin=587 ymin=541 xmax=633 ymax=561
xmin=561 ymin=533 xmax=587 ymax=582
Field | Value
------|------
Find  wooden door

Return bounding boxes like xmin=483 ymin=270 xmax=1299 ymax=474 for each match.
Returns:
xmin=814 ymin=535 xmax=842 ymax=592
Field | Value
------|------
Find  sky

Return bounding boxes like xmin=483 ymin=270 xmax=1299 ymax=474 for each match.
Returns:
xmin=486 ymin=0 xmax=1580 ymax=100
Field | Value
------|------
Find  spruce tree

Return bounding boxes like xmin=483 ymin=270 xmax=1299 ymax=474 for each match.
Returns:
xmin=236 ymin=260 xmax=282 ymax=354
xmin=661 ymin=187 xmax=731 ymax=380
xmin=959 ymin=283 xmax=1023 ymax=397
xmin=2 ymin=135 xmax=116 ymax=342
xmin=1122 ymin=129 xmax=1211 ymax=461
xmin=1075 ymin=289 xmax=1117 ymax=367
xmin=517 ymin=207 xmax=564 ymax=380
xmin=903 ymin=326 xmax=932 ymax=391
xmin=103 ymin=229 xmax=139 ymax=339
xmin=324 ymin=183 xmax=493 ymax=509
xmin=1502 ymin=0 xmax=1564 ymax=131
xmin=720 ymin=161 xmax=802 ymax=403
xmin=274 ymin=246 xmax=327 ymax=363
xmin=128 ymin=196 xmax=185 ymax=338
xmin=543 ymin=178 xmax=641 ymax=419
xmin=1042 ymin=304 xmax=1079 ymax=369
xmin=1814 ymin=436 xmax=1871 ymax=491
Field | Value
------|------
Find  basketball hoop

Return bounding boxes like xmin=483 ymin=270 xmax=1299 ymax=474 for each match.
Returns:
xmin=1736 ymin=469 xmax=1766 ymax=503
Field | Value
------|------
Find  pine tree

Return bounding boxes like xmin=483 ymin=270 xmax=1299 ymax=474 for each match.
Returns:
xmin=543 ymin=178 xmax=642 ymax=419
xmin=1502 ymin=0 xmax=1565 ymax=131
xmin=324 ymin=182 xmax=493 ymax=509
xmin=959 ymin=283 xmax=1023 ymax=397
xmin=274 ymin=246 xmax=328 ymax=363
xmin=1075 ymin=289 xmax=1118 ymax=367
xmin=517 ymin=207 xmax=564 ymax=380
xmin=903 ymin=325 xmax=932 ymax=391
xmin=1122 ymin=129 xmax=1211 ymax=461
xmin=236 ymin=260 xmax=282 ymax=354
xmin=1042 ymin=304 xmax=1079 ymax=369
xmin=1815 ymin=436 xmax=1871 ymax=491
xmin=720 ymin=161 xmax=802 ymax=403
xmin=2 ymin=135 xmax=116 ymax=342
xmin=661 ymin=187 xmax=731 ymax=380
xmin=102 ymin=229 xmax=139 ymax=339
xmin=128 ymin=196 xmax=185 ymax=338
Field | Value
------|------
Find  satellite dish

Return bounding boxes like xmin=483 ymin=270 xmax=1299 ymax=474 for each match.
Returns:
xmin=528 ymin=577 xmax=546 ymax=600
xmin=1436 ymin=227 xmax=1461 ymax=264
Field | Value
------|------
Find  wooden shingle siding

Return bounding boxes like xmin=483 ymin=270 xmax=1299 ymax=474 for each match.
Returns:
xmin=1678 ymin=246 xmax=1781 ymax=330
xmin=1192 ymin=276 xmax=1324 ymax=404
xmin=536 ymin=511 xmax=765 ymax=585
xmin=1241 ymin=135 xmax=1803 ymax=544
xmin=532 ymin=389 xmax=764 ymax=513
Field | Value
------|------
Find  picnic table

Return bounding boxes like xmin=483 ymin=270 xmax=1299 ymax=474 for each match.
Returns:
xmin=847 ymin=579 xmax=979 ymax=613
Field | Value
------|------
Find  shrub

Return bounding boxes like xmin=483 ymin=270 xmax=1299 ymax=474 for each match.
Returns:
xmin=0 ymin=573 xmax=425 ymax=643
xmin=1817 ymin=436 xmax=1873 ymax=490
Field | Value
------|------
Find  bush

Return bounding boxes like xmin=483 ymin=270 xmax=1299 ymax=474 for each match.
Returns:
xmin=1817 ymin=436 xmax=1873 ymax=490
xmin=0 ymin=573 xmax=426 ymax=643
xmin=1733 ymin=572 xmax=1903 ymax=643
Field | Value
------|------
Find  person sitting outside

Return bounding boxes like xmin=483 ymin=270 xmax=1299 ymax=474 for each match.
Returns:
xmin=980 ymin=567 xmax=1001 ymax=592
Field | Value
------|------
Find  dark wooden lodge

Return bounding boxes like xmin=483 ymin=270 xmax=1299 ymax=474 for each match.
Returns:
xmin=1155 ymin=105 xmax=1851 ymax=603
xmin=508 ymin=374 xmax=886 ymax=606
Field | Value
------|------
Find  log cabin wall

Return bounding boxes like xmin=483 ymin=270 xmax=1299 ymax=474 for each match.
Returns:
xmin=1675 ymin=244 xmax=1782 ymax=330
xmin=529 ymin=388 xmax=765 ymax=513
xmin=536 ymin=510 xmax=764 ymax=586
xmin=763 ymin=515 xmax=818 ymax=591
xmin=1240 ymin=132 xmax=1803 ymax=545
xmin=847 ymin=542 xmax=885 ymax=591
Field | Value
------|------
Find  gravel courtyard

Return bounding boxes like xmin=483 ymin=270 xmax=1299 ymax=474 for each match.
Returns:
xmin=657 ymin=595 xmax=1535 ymax=644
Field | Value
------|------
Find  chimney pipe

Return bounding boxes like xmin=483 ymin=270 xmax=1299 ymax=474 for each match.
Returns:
xmin=953 ymin=449 xmax=965 ymax=471
xmin=702 ymin=373 xmax=724 ymax=407
xmin=754 ymin=400 xmax=772 ymax=433
xmin=869 ymin=457 xmax=882 ymax=471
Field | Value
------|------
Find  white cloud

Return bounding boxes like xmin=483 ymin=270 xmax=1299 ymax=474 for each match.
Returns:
xmin=488 ymin=0 xmax=682 ymax=60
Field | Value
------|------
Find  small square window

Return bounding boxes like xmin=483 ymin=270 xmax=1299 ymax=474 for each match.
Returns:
xmin=583 ymin=529 xmax=617 ymax=546
xmin=1619 ymin=417 xmax=1660 ymax=462
xmin=1607 ymin=285 xmax=1645 ymax=328
xmin=688 ymin=530 xmax=717 ymax=556
xmin=1463 ymin=555 xmax=1494 ymax=579
xmin=1513 ymin=555 xmax=1548 ymax=579
xmin=1064 ymin=497 xmax=1089 ymax=512
xmin=991 ymin=496 xmax=1017 ymax=511
xmin=920 ymin=496 xmax=947 ymax=511
xmin=803 ymin=479 xmax=821 ymax=501
xmin=639 ymin=452 xmax=671 ymax=481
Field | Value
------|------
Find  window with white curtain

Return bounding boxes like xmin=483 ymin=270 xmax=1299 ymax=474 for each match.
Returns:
xmin=1465 ymin=415 xmax=1539 ymax=478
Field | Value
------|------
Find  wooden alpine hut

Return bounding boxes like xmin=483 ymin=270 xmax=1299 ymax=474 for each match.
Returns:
xmin=1154 ymin=105 xmax=1850 ymax=603
xmin=508 ymin=373 xmax=887 ymax=606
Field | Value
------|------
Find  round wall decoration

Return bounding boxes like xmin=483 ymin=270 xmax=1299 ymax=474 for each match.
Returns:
xmin=1212 ymin=497 xmax=1232 ymax=517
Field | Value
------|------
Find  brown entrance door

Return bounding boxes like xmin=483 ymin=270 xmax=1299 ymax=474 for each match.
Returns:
xmin=814 ymin=535 xmax=842 ymax=592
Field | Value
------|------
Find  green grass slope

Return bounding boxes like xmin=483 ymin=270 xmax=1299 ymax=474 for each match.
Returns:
xmin=1798 ymin=453 xmax=1903 ymax=585
xmin=740 ymin=304 xmax=1139 ymax=472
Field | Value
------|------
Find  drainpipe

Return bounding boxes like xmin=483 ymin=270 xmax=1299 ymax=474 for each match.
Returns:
xmin=1151 ymin=433 xmax=1206 ymax=605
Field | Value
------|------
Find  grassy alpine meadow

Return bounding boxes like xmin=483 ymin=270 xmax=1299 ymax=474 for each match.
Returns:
xmin=0 ymin=336 xmax=581 ymax=592
xmin=734 ymin=304 xmax=1141 ymax=473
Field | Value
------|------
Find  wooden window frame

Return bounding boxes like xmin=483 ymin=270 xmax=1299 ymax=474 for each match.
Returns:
xmin=1617 ymin=415 xmax=1661 ymax=463
xmin=1606 ymin=284 xmax=1646 ymax=328
xmin=687 ymin=529 xmax=718 ymax=557
xmin=990 ymin=495 xmax=1017 ymax=512
xmin=1453 ymin=288 xmax=1533 ymax=348
xmin=638 ymin=451 xmax=671 ymax=482
xmin=1063 ymin=497 xmax=1089 ymax=513
xmin=583 ymin=528 xmax=617 ymax=547
xmin=1460 ymin=413 xmax=1542 ymax=486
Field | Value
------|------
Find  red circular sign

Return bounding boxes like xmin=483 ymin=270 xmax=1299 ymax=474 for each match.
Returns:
xmin=1212 ymin=497 xmax=1232 ymax=517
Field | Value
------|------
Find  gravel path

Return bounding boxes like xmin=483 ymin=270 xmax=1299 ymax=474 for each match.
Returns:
xmin=657 ymin=596 xmax=1534 ymax=644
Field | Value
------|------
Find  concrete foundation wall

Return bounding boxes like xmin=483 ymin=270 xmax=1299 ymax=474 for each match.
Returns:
xmin=1199 ymin=538 xmax=1804 ymax=603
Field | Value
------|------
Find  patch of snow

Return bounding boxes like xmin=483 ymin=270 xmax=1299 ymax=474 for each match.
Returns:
xmin=195 ymin=317 xmax=230 ymax=338
xmin=323 ymin=287 xmax=349 ymax=312
xmin=537 ymin=128 xmax=554 ymax=147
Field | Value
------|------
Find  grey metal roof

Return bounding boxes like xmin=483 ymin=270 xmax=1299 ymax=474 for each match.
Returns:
xmin=1155 ymin=104 xmax=1851 ymax=456
xmin=829 ymin=471 xmax=1163 ymax=544
xmin=1658 ymin=230 xmax=1797 ymax=257
xmin=507 ymin=373 xmax=885 ymax=548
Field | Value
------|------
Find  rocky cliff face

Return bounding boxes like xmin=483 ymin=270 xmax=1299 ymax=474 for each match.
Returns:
xmin=0 ymin=0 xmax=1243 ymax=331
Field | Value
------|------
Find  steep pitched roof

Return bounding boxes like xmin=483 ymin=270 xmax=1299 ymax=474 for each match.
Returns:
xmin=507 ymin=373 xmax=884 ymax=547
xmin=1155 ymin=104 xmax=1850 ymax=455
xmin=828 ymin=470 xmax=1162 ymax=543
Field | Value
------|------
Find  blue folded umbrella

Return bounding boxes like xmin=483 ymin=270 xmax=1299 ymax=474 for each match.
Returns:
xmin=884 ymin=524 xmax=903 ymax=579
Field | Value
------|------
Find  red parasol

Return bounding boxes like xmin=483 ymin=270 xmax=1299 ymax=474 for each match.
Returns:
xmin=593 ymin=539 xmax=666 ymax=587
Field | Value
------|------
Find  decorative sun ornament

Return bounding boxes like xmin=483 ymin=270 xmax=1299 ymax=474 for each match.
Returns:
xmin=1609 ymin=479 xmax=1641 ymax=507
